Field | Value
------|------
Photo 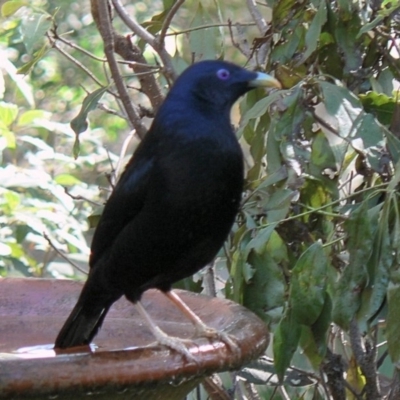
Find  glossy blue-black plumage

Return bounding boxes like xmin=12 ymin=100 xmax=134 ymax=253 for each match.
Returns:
xmin=54 ymin=61 xmax=266 ymax=348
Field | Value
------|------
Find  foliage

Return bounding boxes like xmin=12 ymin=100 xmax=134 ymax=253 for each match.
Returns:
xmin=2 ymin=0 xmax=400 ymax=398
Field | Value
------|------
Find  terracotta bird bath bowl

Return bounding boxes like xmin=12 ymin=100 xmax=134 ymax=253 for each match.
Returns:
xmin=0 ymin=278 xmax=268 ymax=399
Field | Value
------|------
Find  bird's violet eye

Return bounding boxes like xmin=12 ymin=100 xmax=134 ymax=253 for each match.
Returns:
xmin=216 ymin=69 xmax=230 ymax=80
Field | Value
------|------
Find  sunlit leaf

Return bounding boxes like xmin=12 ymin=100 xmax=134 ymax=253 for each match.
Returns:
xmin=320 ymin=81 xmax=363 ymax=138
xmin=346 ymin=356 xmax=366 ymax=397
xmin=17 ymin=44 xmax=49 ymax=75
xmin=0 ymin=101 xmax=18 ymax=126
xmin=0 ymin=242 xmax=11 ymax=256
xmin=359 ymin=92 xmax=396 ymax=126
xmin=17 ymin=109 xmax=49 ymax=126
xmin=189 ymin=2 xmax=222 ymax=60
xmin=1 ymin=1 xmax=28 ymax=17
xmin=20 ymin=13 xmax=52 ymax=55
xmin=2 ymin=189 xmax=21 ymax=214
xmin=54 ymin=174 xmax=82 ymax=186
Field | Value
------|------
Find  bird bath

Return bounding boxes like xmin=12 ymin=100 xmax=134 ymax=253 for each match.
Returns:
xmin=0 ymin=278 xmax=269 ymax=399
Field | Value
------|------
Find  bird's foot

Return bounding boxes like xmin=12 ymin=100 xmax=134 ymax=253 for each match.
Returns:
xmin=150 ymin=326 xmax=199 ymax=364
xmin=194 ymin=323 xmax=241 ymax=357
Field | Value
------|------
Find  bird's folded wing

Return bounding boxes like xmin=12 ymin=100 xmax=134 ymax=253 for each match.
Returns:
xmin=89 ymin=157 xmax=154 ymax=268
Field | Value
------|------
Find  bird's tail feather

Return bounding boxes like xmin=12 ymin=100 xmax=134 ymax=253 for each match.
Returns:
xmin=54 ymin=283 xmax=121 ymax=349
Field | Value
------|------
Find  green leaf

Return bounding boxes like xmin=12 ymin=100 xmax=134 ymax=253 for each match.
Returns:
xmin=88 ymin=211 xmax=103 ymax=229
xmin=189 ymin=2 xmax=222 ymax=60
xmin=359 ymin=92 xmax=396 ymax=126
xmin=273 ymin=0 xmax=298 ymax=25
xmin=333 ymin=13 xmax=363 ymax=74
xmin=266 ymin=188 xmax=296 ymax=223
xmin=273 ymin=310 xmax=302 ymax=382
xmin=17 ymin=44 xmax=49 ymax=75
xmin=290 ymin=241 xmax=328 ymax=326
xmin=320 ymin=81 xmax=363 ymax=138
xmin=20 ymin=13 xmax=52 ymax=55
xmin=249 ymin=165 xmax=288 ymax=192
xmin=271 ymin=24 xmax=305 ymax=64
xmin=54 ymin=174 xmax=82 ymax=186
xmin=358 ymin=194 xmax=393 ymax=323
xmin=310 ymin=131 xmax=337 ymax=173
xmin=1 ymin=189 xmax=21 ymax=214
xmin=386 ymin=128 xmax=400 ymax=165
xmin=0 ymin=101 xmax=18 ymax=127
xmin=17 ymin=109 xmax=49 ymax=126
xmin=246 ymin=224 xmax=277 ymax=255
xmin=238 ymin=90 xmax=283 ymax=137
xmin=332 ymin=202 xmax=377 ymax=329
xmin=266 ymin=117 xmax=284 ymax=175
xmin=70 ymin=87 xmax=108 ymax=136
xmin=387 ymin=284 xmax=400 ymax=362
xmin=297 ymin=0 xmax=327 ymax=64
xmin=273 ymin=87 xmax=305 ymax=141
xmin=0 ymin=127 xmax=15 ymax=149
xmin=72 ymin=136 xmax=80 ymax=159
xmin=244 ymin=250 xmax=286 ymax=324
xmin=1 ymin=1 xmax=28 ymax=17
xmin=355 ymin=114 xmax=385 ymax=172
xmin=309 ymin=293 xmax=332 ymax=360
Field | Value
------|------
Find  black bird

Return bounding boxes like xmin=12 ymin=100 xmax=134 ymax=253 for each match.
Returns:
xmin=55 ymin=60 xmax=280 ymax=356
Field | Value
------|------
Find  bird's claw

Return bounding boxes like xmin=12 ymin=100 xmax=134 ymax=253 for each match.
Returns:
xmin=194 ymin=325 xmax=241 ymax=358
xmin=150 ymin=327 xmax=199 ymax=364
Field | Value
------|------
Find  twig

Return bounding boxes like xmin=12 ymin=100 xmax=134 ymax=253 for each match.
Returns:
xmin=245 ymin=0 xmax=270 ymax=64
xmin=97 ymin=102 xmax=128 ymax=120
xmin=166 ymin=21 xmax=257 ymax=36
xmin=43 ymin=232 xmax=88 ymax=275
xmin=349 ymin=318 xmax=381 ymax=399
xmin=228 ymin=20 xmax=252 ymax=58
xmin=388 ymin=367 xmax=400 ymax=399
xmin=202 ymin=374 xmax=231 ymax=400
xmin=158 ymin=0 xmax=186 ymax=45
xmin=203 ymin=262 xmax=217 ymax=297
xmin=50 ymin=27 xmax=107 ymax=62
xmin=46 ymin=33 xmax=105 ymax=88
xmin=114 ymin=129 xmax=136 ymax=181
xmin=111 ymin=0 xmax=177 ymax=82
xmin=243 ymin=381 xmax=262 ymax=400
xmin=118 ymin=60 xmax=161 ymax=68
xmin=246 ymin=0 xmax=267 ymax=33
xmin=63 ymin=187 xmax=102 ymax=206
xmin=321 ymin=349 xmax=346 ymax=400
xmin=94 ymin=1 xmax=148 ymax=138
xmin=277 ymin=385 xmax=291 ymax=400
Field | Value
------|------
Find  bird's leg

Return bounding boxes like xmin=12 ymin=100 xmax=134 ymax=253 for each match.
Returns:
xmin=134 ymin=300 xmax=198 ymax=363
xmin=163 ymin=290 xmax=240 ymax=355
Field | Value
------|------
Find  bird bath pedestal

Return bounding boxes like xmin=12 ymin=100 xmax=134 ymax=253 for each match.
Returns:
xmin=0 ymin=278 xmax=268 ymax=399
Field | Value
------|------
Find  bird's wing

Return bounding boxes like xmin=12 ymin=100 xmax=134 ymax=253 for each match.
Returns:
xmin=89 ymin=155 xmax=154 ymax=268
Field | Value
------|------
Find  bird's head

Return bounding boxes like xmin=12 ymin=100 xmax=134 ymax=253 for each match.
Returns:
xmin=167 ymin=60 xmax=281 ymax=113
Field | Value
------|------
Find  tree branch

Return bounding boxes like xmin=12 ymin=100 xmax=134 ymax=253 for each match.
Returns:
xmin=245 ymin=0 xmax=270 ymax=64
xmin=92 ymin=0 xmax=147 ymax=138
xmin=321 ymin=349 xmax=347 ymax=400
xmin=158 ymin=0 xmax=186 ymax=46
xmin=112 ymin=0 xmax=177 ymax=83
xmin=349 ymin=318 xmax=381 ymax=399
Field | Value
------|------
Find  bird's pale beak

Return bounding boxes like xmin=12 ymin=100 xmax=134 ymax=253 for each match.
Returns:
xmin=249 ymin=72 xmax=281 ymax=89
